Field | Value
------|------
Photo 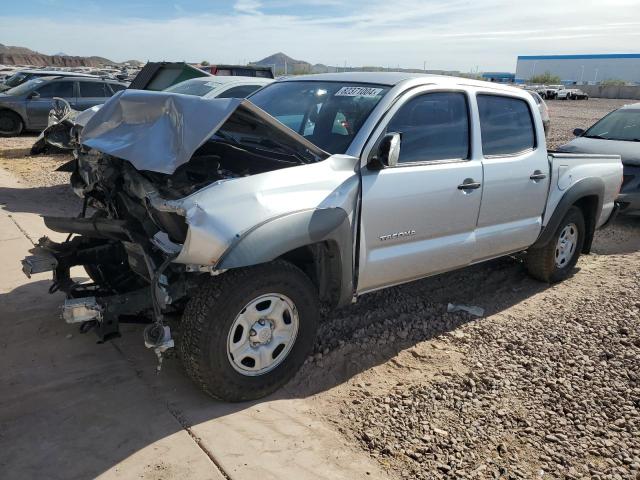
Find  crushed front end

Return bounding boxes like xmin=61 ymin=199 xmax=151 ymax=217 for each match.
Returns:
xmin=21 ymin=89 xmax=328 ymax=350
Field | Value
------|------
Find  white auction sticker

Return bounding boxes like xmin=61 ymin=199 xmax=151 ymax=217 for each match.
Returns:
xmin=334 ymin=86 xmax=383 ymax=97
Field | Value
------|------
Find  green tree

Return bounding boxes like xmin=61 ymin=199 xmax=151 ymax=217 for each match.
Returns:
xmin=530 ymin=71 xmax=561 ymax=84
xmin=201 ymin=60 xmax=210 ymax=66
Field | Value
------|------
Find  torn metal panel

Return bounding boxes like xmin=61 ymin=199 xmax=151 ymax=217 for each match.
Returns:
xmin=80 ymin=90 xmax=329 ymax=175
xmin=173 ymin=154 xmax=360 ymax=268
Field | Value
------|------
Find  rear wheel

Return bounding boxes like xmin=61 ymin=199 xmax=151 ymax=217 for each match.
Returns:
xmin=179 ymin=260 xmax=319 ymax=402
xmin=526 ymin=206 xmax=585 ymax=283
xmin=0 ymin=110 xmax=23 ymax=137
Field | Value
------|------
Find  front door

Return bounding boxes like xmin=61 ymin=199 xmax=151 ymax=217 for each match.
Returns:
xmin=357 ymin=90 xmax=483 ymax=293
xmin=25 ymin=80 xmax=75 ymax=130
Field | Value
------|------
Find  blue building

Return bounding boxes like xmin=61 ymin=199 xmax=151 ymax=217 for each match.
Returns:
xmin=515 ymin=54 xmax=640 ymax=85
xmin=481 ymin=72 xmax=516 ymax=83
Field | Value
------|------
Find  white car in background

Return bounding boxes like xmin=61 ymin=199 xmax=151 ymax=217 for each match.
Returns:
xmin=164 ymin=76 xmax=273 ymax=99
xmin=557 ymin=88 xmax=589 ymax=100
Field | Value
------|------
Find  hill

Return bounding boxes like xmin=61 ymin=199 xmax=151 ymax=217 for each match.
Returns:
xmin=0 ymin=43 xmax=118 ymax=67
xmin=252 ymin=52 xmax=312 ymax=75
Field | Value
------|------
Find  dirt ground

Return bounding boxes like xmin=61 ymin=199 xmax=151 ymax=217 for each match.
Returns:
xmin=1 ymin=98 xmax=639 ymax=480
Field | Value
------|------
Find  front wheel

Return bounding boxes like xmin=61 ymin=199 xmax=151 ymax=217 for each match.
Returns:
xmin=0 ymin=110 xmax=23 ymax=137
xmin=526 ymin=206 xmax=585 ymax=283
xmin=179 ymin=260 xmax=319 ymax=402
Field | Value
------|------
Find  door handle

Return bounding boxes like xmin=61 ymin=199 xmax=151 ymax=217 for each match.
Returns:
xmin=457 ymin=179 xmax=481 ymax=190
xmin=530 ymin=170 xmax=547 ymax=180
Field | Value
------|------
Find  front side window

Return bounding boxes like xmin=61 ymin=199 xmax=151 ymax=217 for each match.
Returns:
xmin=477 ymin=94 xmax=535 ymax=156
xmin=35 ymin=81 xmax=74 ymax=98
xmin=249 ymin=81 xmax=390 ymax=154
xmin=385 ymin=92 xmax=470 ymax=163
xmin=583 ymin=109 xmax=640 ymax=141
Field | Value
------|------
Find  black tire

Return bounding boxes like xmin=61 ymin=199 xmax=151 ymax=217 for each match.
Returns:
xmin=179 ymin=260 xmax=319 ymax=402
xmin=0 ymin=110 xmax=23 ymax=137
xmin=526 ymin=206 xmax=585 ymax=283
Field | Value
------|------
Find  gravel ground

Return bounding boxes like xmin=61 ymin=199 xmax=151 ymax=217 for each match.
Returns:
xmin=2 ymin=99 xmax=639 ymax=479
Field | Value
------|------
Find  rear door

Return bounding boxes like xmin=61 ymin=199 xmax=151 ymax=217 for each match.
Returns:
xmin=77 ymin=81 xmax=112 ymax=110
xmin=357 ymin=88 xmax=483 ymax=293
xmin=472 ymin=92 xmax=550 ymax=261
xmin=25 ymin=79 xmax=75 ymax=129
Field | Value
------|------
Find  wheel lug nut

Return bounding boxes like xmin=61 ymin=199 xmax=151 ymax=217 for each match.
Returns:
xmin=250 ymin=329 xmax=257 ymax=336
xmin=258 ymin=319 xmax=265 ymax=326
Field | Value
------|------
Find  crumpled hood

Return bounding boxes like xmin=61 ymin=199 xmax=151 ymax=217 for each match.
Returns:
xmin=557 ymin=137 xmax=640 ymax=166
xmin=80 ymin=90 xmax=242 ymax=175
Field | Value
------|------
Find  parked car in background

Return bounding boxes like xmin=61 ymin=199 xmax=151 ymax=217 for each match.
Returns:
xmin=200 ymin=64 xmax=274 ymax=78
xmin=23 ymin=73 xmax=622 ymax=401
xmin=164 ymin=76 xmax=273 ymax=99
xmin=0 ymin=69 xmax=99 ymax=93
xmin=0 ymin=76 xmax=127 ymax=136
xmin=127 ymin=61 xmax=209 ymax=91
xmin=528 ymin=90 xmax=550 ymax=135
xmin=557 ymin=88 xmax=589 ymax=100
xmin=557 ymin=102 xmax=639 ymax=213
xmin=537 ymin=85 xmax=564 ymax=100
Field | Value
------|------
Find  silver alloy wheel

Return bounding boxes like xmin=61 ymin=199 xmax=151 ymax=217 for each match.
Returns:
xmin=555 ymin=223 xmax=578 ymax=268
xmin=226 ymin=293 xmax=299 ymax=376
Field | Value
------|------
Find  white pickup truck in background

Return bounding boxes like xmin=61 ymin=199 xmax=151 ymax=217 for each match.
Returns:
xmin=23 ymin=73 xmax=623 ymax=401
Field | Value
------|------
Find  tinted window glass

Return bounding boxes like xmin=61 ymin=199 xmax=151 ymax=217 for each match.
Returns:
xmin=478 ymin=95 xmax=535 ymax=156
xmin=249 ymin=81 xmax=389 ymax=154
xmin=109 ymin=83 xmax=126 ymax=94
xmin=215 ymin=84 xmax=262 ymax=99
xmin=165 ymin=79 xmax=221 ymax=96
xmin=35 ymin=81 xmax=74 ymax=98
xmin=584 ymin=109 xmax=640 ymax=141
xmin=79 ymin=81 xmax=108 ymax=97
xmin=386 ymin=92 xmax=470 ymax=163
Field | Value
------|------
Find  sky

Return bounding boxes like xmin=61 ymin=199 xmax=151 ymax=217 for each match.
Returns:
xmin=2 ymin=0 xmax=640 ymax=71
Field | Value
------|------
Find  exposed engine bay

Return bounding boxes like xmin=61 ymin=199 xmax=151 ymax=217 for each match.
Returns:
xmin=22 ymin=90 xmax=329 ymax=349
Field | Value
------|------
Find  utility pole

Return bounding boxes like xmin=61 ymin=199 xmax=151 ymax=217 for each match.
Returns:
xmin=594 ymin=68 xmax=599 ymax=84
xmin=284 ymin=59 xmax=287 ymax=75
xmin=580 ymin=65 xmax=584 ymax=84
xmin=423 ymin=60 xmax=426 ymax=73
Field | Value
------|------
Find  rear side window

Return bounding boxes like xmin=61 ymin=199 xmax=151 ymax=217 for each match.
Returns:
xmin=79 ymin=81 xmax=109 ymax=97
xmin=477 ymin=94 xmax=535 ymax=156
xmin=109 ymin=83 xmax=127 ymax=94
xmin=386 ymin=92 xmax=470 ymax=163
xmin=215 ymin=84 xmax=263 ymax=99
xmin=35 ymin=81 xmax=74 ymax=98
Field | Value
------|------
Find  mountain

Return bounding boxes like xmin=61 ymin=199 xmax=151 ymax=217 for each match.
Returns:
xmin=0 ymin=43 xmax=118 ymax=67
xmin=252 ymin=52 xmax=312 ymax=75
xmin=251 ymin=52 xmax=467 ymax=77
xmin=53 ymin=52 xmax=69 ymax=57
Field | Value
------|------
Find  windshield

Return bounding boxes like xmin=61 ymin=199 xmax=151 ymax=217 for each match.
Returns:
xmin=4 ymin=72 xmax=30 ymax=88
xmin=248 ymin=81 xmax=390 ymax=154
xmin=3 ymin=78 xmax=45 ymax=96
xmin=584 ymin=109 xmax=640 ymax=141
xmin=165 ymin=79 xmax=222 ymax=96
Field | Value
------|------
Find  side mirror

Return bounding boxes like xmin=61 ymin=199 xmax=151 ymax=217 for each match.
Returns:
xmin=573 ymin=128 xmax=585 ymax=137
xmin=28 ymin=91 xmax=40 ymax=100
xmin=368 ymin=132 xmax=401 ymax=170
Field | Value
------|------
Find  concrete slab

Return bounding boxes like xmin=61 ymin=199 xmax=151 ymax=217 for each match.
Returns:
xmin=0 ymin=166 xmax=390 ymax=480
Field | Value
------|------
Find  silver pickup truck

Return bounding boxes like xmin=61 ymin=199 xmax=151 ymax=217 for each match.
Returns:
xmin=22 ymin=73 xmax=622 ymax=401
